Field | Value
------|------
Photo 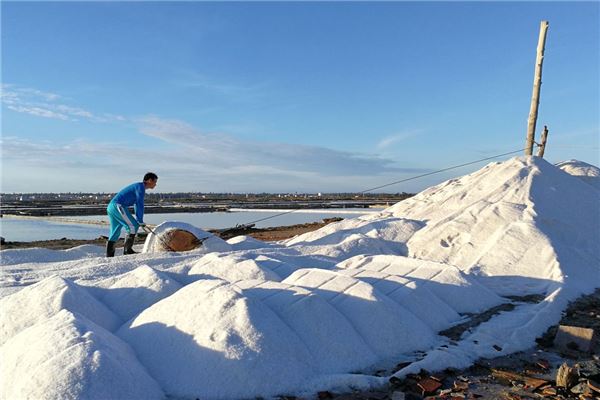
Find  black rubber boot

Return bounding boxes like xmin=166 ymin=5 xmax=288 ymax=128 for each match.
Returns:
xmin=123 ymin=234 xmax=138 ymax=255
xmin=106 ymin=240 xmax=116 ymax=257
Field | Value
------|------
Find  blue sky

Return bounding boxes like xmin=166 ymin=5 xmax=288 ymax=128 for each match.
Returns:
xmin=1 ymin=1 xmax=598 ymax=193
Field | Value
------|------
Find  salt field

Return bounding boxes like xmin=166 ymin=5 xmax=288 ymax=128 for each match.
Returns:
xmin=0 ymin=208 xmax=381 ymax=241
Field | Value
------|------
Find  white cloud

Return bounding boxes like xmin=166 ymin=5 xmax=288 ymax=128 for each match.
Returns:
xmin=14 ymin=87 xmax=61 ymax=102
xmin=2 ymin=127 xmax=432 ymax=193
xmin=6 ymin=105 xmax=70 ymax=121
xmin=1 ymin=84 xmax=126 ymax=123
xmin=54 ymin=105 xmax=94 ymax=119
xmin=1 ymin=84 xmax=61 ymax=102
xmin=136 ymin=116 xmax=204 ymax=144
xmin=136 ymin=116 xmax=428 ymax=177
xmin=1 ymin=88 xmax=432 ymax=192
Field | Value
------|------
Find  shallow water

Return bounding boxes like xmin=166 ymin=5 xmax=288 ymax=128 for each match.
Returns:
xmin=0 ymin=218 xmax=108 ymax=242
xmin=0 ymin=208 xmax=381 ymax=242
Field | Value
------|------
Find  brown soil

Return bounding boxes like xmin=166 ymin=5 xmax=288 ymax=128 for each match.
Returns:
xmin=214 ymin=217 xmax=343 ymax=241
xmin=0 ymin=218 xmax=341 ymax=250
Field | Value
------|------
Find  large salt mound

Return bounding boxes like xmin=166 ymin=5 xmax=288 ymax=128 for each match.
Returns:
xmin=337 ymin=255 xmax=504 ymax=314
xmin=118 ymin=279 xmax=317 ymax=399
xmin=88 ymin=265 xmax=183 ymax=321
xmin=0 ymin=276 xmax=120 ymax=345
xmin=118 ymin=275 xmax=435 ymax=399
xmin=189 ymin=252 xmax=282 ymax=282
xmin=293 ymin=234 xmax=402 ymax=259
xmin=387 ymin=157 xmax=600 ymax=294
xmin=0 ymin=309 xmax=164 ymax=400
xmin=556 ymin=159 xmax=600 ymax=190
xmin=283 ymin=268 xmax=436 ymax=358
xmin=283 ymin=158 xmax=598 ymax=290
xmin=334 ymin=266 xmax=460 ymax=332
xmin=233 ymin=279 xmax=380 ymax=373
xmin=285 ymin=215 xmax=423 ymax=246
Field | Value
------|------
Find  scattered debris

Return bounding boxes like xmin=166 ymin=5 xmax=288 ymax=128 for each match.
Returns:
xmin=554 ymin=325 xmax=597 ymax=354
xmin=417 ymin=377 xmax=442 ymax=396
xmin=540 ymin=385 xmax=557 ymax=396
xmin=538 ymin=289 xmax=600 ymax=352
xmin=569 ymin=382 xmax=587 ymax=394
xmin=588 ymin=379 xmax=600 ymax=394
xmin=490 ymin=369 xmax=549 ymax=390
xmin=536 ymin=359 xmax=550 ymax=371
xmin=453 ymin=380 xmax=470 ymax=391
xmin=556 ymin=362 xmax=579 ymax=389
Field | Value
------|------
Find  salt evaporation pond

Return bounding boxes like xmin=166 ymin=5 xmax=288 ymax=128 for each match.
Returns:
xmin=0 ymin=218 xmax=108 ymax=242
xmin=0 ymin=208 xmax=380 ymax=241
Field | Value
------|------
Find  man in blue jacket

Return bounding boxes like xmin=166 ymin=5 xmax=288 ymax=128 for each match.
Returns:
xmin=106 ymin=172 xmax=158 ymax=257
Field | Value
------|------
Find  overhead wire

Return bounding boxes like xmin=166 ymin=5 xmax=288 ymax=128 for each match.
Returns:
xmin=358 ymin=147 xmax=530 ymax=193
xmin=234 ymin=146 xmax=534 ymax=228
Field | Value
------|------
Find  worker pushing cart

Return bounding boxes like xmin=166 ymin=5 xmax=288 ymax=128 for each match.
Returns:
xmin=106 ymin=172 xmax=158 ymax=257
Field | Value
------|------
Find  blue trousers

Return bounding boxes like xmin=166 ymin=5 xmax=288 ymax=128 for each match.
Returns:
xmin=107 ymin=202 xmax=139 ymax=242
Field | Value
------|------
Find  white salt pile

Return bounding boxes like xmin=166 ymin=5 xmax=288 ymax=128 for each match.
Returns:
xmin=556 ymin=159 xmax=600 ymax=190
xmin=1 ymin=309 xmax=164 ymax=400
xmin=86 ymin=265 xmax=183 ymax=321
xmin=0 ymin=276 xmax=120 ymax=345
xmin=0 ymin=156 xmax=598 ymax=399
xmin=0 ymin=244 xmax=104 ymax=266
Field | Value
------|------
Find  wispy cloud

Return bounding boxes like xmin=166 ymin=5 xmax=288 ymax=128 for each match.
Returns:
xmin=137 ymin=116 xmax=207 ymax=144
xmin=136 ymin=116 xmax=428 ymax=177
xmin=1 ymin=88 xmax=431 ymax=192
xmin=1 ymin=84 xmax=126 ymax=123
xmin=2 ymin=85 xmax=61 ymax=102
xmin=5 ymin=105 xmax=70 ymax=121
xmin=1 ymin=132 xmax=432 ymax=192
xmin=376 ymin=130 xmax=424 ymax=150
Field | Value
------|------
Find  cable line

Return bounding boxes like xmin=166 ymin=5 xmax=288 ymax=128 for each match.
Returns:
xmin=231 ymin=146 xmax=532 ymax=229
xmin=359 ymin=147 xmax=529 ymax=193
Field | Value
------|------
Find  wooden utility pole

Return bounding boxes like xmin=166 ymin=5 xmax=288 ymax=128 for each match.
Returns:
xmin=537 ymin=125 xmax=549 ymax=157
xmin=525 ymin=21 xmax=549 ymax=156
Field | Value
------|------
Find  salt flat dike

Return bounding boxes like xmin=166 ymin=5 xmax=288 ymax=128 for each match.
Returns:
xmin=1 ymin=157 xmax=598 ymax=400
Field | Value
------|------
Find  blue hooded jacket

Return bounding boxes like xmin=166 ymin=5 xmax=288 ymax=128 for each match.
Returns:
xmin=110 ymin=182 xmax=146 ymax=223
